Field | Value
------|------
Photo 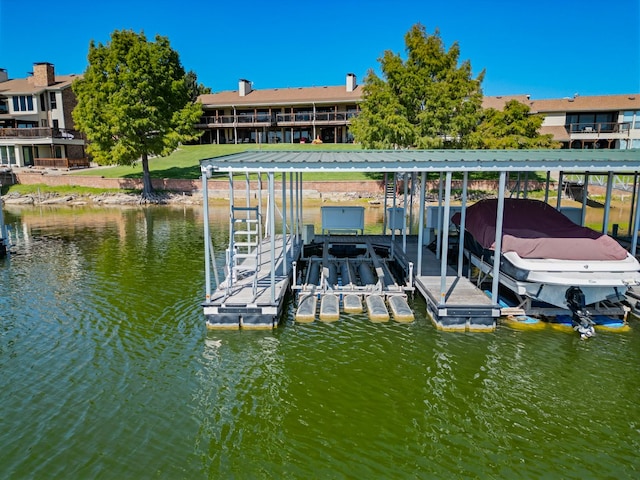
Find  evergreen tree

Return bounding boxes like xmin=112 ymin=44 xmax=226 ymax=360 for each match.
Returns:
xmin=351 ymin=24 xmax=484 ymax=149
xmin=72 ymin=30 xmax=203 ymax=198
xmin=185 ymin=70 xmax=212 ymax=102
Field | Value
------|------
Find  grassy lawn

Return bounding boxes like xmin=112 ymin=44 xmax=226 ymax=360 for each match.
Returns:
xmin=68 ymin=143 xmax=553 ymax=184
xmin=70 ymin=143 xmax=367 ymax=181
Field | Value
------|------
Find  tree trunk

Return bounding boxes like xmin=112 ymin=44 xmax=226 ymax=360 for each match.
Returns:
xmin=141 ymin=152 xmax=154 ymax=199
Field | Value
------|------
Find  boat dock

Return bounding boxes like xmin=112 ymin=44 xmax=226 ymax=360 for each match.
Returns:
xmin=203 ymin=234 xmax=299 ymax=328
xmin=199 ymin=150 xmax=640 ymax=333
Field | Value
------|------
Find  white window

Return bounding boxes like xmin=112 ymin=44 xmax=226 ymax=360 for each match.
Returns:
xmin=0 ymin=146 xmax=16 ymax=165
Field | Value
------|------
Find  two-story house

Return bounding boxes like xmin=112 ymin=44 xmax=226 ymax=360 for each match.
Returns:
xmin=0 ymin=62 xmax=88 ymax=168
xmin=483 ymin=94 xmax=640 ymax=149
xmin=196 ymin=73 xmax=361 ymax=144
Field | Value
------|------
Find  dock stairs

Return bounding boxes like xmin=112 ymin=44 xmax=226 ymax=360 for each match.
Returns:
xmin=227 ymin=206 xmax=262 ymax=298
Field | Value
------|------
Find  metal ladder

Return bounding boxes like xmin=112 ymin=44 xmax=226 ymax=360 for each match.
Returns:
xmin=382 ymin=173 xmax=397 ymax=234
xmin=228 ymin=206 xmax=262 ymax=298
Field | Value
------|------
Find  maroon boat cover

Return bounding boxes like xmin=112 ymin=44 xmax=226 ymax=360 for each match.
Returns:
xmin=452 ymin=198 xmax=628 ymax=261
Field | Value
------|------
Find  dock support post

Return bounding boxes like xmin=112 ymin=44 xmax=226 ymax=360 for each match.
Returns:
xmin=581 ymin=173 xmax=589 ymax=226
xmin=417 ymin=171 xmax=427 ymax=276
xmin=383 ymin=173 xmax=389 ymax=234
xmin=439 ymin=172 xmax=453 ymax=305
xmin=297 ymin=173 xmax=302 ymax=252
xmin=631 ymin=172 xmax=640 ymax=257
xmin=269 ymin=172 xmax=276 ymax=303
xmin=402 ymin=172 xmax=408 ymax=253
xmin=490 ymin=171 xmax=507 ymax=303
xmin=456 ymin=172 xmax=468 ymax=278
xmin=544 ymin=171 xmax=551 ymax=203
xmin=603 ymin=171 xmax=613 ymax=235
xmin=556 ymin=171 xmax=563 ymax=210
xmin=629 ymin=174 xmax=638 ymax=245
xmin=289 ymin=172 xmax=294 ymax=263
xmin=435 ymin=173 xmax=444 ymax=260
xmin=282 ymin=173 xmax=287 ymax=276
xmin=201 ymin=169 xmax=212 ymax=301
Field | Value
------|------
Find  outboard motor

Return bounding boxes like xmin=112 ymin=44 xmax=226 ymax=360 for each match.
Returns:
xmin=565 ymin=287 xmax=595 ymax=339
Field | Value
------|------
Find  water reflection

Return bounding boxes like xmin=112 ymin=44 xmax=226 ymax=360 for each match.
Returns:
xmin=0 ymin=204 xmax=639 ymax=478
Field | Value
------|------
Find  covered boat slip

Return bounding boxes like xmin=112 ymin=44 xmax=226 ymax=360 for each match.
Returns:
xmin=200 ymin=149 xmax=640 ymax=331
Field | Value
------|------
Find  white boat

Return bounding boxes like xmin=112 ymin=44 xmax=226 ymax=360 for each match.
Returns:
xmin=454 ymin=198 xmax=640 ymax=336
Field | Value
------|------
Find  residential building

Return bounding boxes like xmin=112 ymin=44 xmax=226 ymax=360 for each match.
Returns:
xmin=198 ymin=74 xmax=640 ymax=149
xmin=0 ymin=62 xmax=88 ymax=168
xmin=196 ymin=73 xmax=361 ymax=144
xmin=483 ymin=94 xmax=640 ymax=149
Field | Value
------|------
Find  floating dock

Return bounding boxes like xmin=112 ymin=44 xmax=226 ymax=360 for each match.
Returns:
xmin=203 ymin=234 xmax=298 ymax=329
xmin=199 ymin=150 xmax=640 ymax=333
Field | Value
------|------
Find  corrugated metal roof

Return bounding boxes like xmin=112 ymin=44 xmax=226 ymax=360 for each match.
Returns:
xmin=200 ymin=149 xmax=640 ymax=174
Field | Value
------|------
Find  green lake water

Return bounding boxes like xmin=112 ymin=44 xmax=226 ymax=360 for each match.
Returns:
xmin=1 ymin=205 xmax=639 ymax=479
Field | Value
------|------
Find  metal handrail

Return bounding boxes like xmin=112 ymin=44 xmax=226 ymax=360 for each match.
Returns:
xmin=566 ymin=122 xmax=631 ymax=134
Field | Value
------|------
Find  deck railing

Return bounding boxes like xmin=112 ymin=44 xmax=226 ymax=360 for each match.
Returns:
xmin=566 ymin=122 xmax=631 ymax=134
xmin=0 ymin=127 xmax=83 ymax=140
xmin=33 ymin=157 xmax=90 ymax=169
xmin=197 ymin=111 xmax=359 ymax=128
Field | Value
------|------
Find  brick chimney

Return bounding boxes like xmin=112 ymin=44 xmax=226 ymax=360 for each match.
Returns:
xmin=346 ymin=73 xmax=357 ymax=92
xmin=0 ymin=68 xmax=7 ymax=83
xmin=33 ymin=62 xmax=56 ymax=87
xmin=239 ymin=79 xmax=252 ymax=97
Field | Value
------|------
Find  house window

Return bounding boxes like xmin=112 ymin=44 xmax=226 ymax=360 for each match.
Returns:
xmin=49 ymin=92 xmax=57 ymax=109
xmin=12 ymin=95 xmax=34 ymax=112
xmin=0 ymin=146 xmax=16 ymax=165
xmin=566 ymin=112 xmax=616 ymax=132
xmin=623 ymin=111 xmax=640 ymax=129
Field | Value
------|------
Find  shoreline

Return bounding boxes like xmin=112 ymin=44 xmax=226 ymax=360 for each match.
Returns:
xmin=1 ymin=190 xmax=384 ymax=207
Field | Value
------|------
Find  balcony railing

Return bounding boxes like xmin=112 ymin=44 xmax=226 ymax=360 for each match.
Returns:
xmin=0 ymin=127 xmax=83 ymax=140
xmin=566 ymin=122 xmax=631 ymax=134
xmin=197 ymin=114 xmax=275 ymax=127
xmin=197 ymin=111 xmax=359 ymax=128
xmin=33 ymin=157 xmax=90 ymax=169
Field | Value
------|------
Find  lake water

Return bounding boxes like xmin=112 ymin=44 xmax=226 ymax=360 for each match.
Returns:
xmin=1 ymin=205 xmax=639 ymax=479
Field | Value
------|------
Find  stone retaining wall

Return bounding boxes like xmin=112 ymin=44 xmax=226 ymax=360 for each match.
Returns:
xmin=10 ymin=170 xmax=549 ymax=197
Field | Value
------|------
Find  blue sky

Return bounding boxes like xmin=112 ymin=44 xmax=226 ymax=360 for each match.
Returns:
xmin=1 ymin=0 xmax=638 ymax=99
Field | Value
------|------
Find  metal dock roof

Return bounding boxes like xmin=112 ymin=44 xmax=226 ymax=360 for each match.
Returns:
xmin=200 ymin=149 xmax=640 ymax=174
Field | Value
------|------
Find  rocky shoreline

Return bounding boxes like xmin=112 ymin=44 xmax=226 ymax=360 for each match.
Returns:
xmin=1 ymin=191 xmax=203 ymax=207
xmin=1 ymin=190 xmax=384 ymax=207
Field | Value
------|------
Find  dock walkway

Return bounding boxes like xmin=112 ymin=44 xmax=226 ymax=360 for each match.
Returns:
xmin=204 ymin=235 xmax=298 ymax=329
xmin=391 ymin=236 xmax=499 ymax=331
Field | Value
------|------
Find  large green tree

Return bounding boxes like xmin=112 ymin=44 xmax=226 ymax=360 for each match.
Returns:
xmin=72 ymin=30 xmax=203 ymax=198
xmin=351 ymin=24 xmax=485 ymax=149
xmin=467 ymin=99 xmax=561 ymax=149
